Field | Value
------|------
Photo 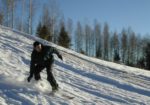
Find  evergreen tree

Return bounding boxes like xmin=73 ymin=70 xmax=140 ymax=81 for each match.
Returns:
xmin=42 ymin=25 xmax=51 ymax=41
xmin=112 ymin=32 xmax=120 ymax=62
xmin=137 ymin=57 xmax=145 ymax=69
xmin=58 ymin=25 xmax=70 ymax=48
xmin=144 ymin=43 xmax=150 ymax=70
xmin=114 ymin=50 xmax=120 ymax=62
xmin=36 ymin=24 xmax=51 ymax=41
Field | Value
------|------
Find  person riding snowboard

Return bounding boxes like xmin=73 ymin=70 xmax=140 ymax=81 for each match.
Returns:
xmin=27 ymin=41 xmax=63 ymax=91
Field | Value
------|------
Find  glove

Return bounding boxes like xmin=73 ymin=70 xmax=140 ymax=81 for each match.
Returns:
xmin=58 ymin=54 xmax=63 ymax=60
xmin=27 ymin=76 xmax=32 ymax=82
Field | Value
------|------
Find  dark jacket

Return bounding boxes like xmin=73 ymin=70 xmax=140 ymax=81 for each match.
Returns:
xmin=29 ymin=45 xmax=62 ymax=77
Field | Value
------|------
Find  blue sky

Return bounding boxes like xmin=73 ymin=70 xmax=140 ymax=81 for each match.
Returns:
xmin=57 ymin=0 xmax=150 ymax=35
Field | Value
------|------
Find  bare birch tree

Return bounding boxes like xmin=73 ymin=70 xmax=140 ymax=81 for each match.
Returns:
xmin=28 ymin=0 xmax=37 ymax=34
xmin=0 ymin=10 xmax=3 ymax=25
xmin=84 ymin=24 xmax=92 ymax=55
xmin=103 ymin=23 xmax=109 ymax=60
xmin=66 ymin=18 xmax=73 ymax=47
xmin=75 ymin=21 xmax=83 ymax=53
xmin=21 ymin=0 xmax=25 ymax=31
xmin=94 ymin=21 xmax=102 ymax=58
xmin=47 ymin=0 xmax=60 ymax=42
xmin=121 ymin=29 xmax=127 ymax=63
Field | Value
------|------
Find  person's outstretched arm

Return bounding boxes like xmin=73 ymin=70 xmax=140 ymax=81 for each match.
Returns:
xmin=52 ymin=47 xmax=63 ymax=60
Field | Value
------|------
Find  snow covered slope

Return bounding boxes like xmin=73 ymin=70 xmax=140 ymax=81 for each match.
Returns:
xmin=0 ymin=26 xmax=150 ymax=105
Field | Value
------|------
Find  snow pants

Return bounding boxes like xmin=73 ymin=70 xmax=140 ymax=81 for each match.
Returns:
xmin=34 ymin=60 xmax=58 ymax=89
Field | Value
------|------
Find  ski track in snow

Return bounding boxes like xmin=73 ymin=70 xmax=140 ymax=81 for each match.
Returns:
xmin=0 ymin=26 xmax=150 ymax=105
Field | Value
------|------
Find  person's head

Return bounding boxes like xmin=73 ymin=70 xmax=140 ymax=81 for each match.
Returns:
xmin=33 ymin=41 xmax=42 ymax=52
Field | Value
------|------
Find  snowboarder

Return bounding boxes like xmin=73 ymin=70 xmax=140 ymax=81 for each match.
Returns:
xmin=27 ymin=41 xmax=63 ymax=91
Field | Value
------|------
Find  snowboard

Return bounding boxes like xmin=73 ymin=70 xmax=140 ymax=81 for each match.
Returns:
xmin=49 ymin=89 xmax=75 ymax=100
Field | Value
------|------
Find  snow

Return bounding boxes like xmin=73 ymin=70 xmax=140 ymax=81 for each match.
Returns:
xmin=0 ymin=25 xmax=150 ymax=105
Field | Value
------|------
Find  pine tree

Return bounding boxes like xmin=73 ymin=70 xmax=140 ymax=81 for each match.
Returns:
xmin=58 ymin=25 xmax=70 ymax=48
xmin=36 ymin=24 xmax=51 ymax=41
xmin=112 ymin=32 xmax=120 ymax=62
xmin=114 ymin=50 xmax=120 ymax=62
xmin=145 ymin=43 xmax=150 ymax=70
xmin=137 ymin=57 xmax=145 ymax=69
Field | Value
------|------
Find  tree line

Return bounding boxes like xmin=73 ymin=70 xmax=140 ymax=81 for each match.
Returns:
xmin=0 ymin=0 xmax=150 ymax=70
xmin=74 ymin=21 xmax=150 ymax=70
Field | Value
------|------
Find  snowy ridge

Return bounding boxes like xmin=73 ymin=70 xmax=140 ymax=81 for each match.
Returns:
xmin=0 ymin=26 xmax=150 ymax=105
